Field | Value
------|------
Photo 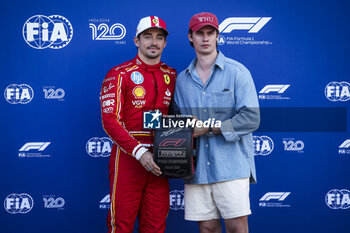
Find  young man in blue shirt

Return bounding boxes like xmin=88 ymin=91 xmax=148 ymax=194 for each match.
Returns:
xmin=173 ymin=12 xmax=260 ymax=233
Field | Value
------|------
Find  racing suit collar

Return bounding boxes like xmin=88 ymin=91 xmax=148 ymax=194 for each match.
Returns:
xmin=135 ymin=55 xmax=161 ymax=72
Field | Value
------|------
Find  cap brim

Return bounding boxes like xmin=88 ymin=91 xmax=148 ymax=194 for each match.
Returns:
xmin=191 ymin=23 xmax=218 ymax=32
xmin=157 ymin=27 xmax=169 ymax=36
xmin=136 ymin=26 xmax=169 ymax=37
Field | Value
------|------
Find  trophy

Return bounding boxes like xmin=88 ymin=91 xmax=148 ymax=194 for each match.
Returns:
xmin=153 ymin=116 xmax=196 ymax=179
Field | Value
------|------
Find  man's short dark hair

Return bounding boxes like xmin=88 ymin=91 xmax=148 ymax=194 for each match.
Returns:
xmin=188 ymin=29 xmax=219 ymax=48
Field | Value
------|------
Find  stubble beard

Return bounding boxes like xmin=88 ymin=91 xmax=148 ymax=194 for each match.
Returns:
xmin=146 ymin=53 xmax=161 ymax=59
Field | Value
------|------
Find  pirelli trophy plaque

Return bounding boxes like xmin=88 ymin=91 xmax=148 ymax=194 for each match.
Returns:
xmin=154 ymin=116 xmax=195 ymax=179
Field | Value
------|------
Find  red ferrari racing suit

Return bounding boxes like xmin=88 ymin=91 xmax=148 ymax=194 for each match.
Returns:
xmin=101 ymin=55 xmax=176 ymax=233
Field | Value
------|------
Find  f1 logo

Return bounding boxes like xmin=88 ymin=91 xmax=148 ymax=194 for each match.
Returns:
xmin=100 ymin=194 xmax=110 ymax=204
xmin=259 ymin=85 xmax=290 ymax=94
xmin=339 ymin=139 xmax=350 ymax=149
xmin=19 ymin=142 xmax=51 ymax=151
xmin=159 ymin=138 xmax=186 ymax=147
xmin=219 ymin=17 xmax=271 ymax=34
xmin=260 ymin=192 xmax=291 ymax=201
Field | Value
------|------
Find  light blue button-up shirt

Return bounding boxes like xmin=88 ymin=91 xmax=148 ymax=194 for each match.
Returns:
xmin=174 ymin=51 xmax=260 ymax=184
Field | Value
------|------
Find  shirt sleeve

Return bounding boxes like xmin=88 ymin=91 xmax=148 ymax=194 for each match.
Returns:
xmin=221 ymin=67 xmax=260 ymax=142
xmin=101 ymin=69 xmax=148 ymax=160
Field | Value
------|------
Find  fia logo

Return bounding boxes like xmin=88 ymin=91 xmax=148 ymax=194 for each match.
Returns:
xmin=89 ymin=23 xmax=126 ymax=40
xmin=325 ymin=189 xmax=350 ymax=209
xmin=4 ymin=193 xmax=34 ymax=214
xmin=4 ymin=84 xmax=34 ymax=104
xmin=253 ymin=136 xmax=274 ymax=156
xmin=325 ymin=81 xmax=350 ymax=102
xmin=219 ymin=17 xmax=271 ymax=34
xmin=143 ymin=110 xmax=162 ymax=129
xmin=170 ymin=190 xmax=184 ymax=210
xmin=23 ymin=15 xmax=73 ymax=49
xmin=43 ymin=87 xmax=65 ymax=100
xmin=86 ymin=137 xmax=112 ymax=157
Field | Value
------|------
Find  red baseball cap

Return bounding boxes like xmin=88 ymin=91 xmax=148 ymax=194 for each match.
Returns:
xmin=189 ymin=12 xmax=219 ymax=32
xmin=136 ymin=16 xmax=168 ymax=37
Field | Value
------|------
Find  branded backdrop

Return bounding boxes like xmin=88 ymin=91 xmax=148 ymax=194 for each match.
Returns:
xmin=1 ymin=0 xmax=349 ymax=232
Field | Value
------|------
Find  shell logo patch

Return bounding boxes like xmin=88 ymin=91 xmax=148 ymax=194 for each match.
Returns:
xmin=133 ymin=86 xmax=146 ymax=98
xmin=164 ymin=74 xmax=170 ymax=85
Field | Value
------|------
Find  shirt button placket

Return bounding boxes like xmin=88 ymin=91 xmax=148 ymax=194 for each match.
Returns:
xmin=206 ymin=142 xmax=210 ymax=166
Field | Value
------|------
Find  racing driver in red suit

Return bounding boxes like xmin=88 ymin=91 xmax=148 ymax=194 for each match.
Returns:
xmin=100 ymin=16 xmax=176 ymax=233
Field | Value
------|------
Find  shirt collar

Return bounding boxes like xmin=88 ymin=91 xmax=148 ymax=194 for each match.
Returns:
xmin=185 ymin=50 xmax=225 ymax=74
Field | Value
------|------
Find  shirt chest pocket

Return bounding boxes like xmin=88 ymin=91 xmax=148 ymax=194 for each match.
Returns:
xmin=207 ymin=90 xmax=235 ymax=108
xmin=206 ymin=91 xmax=235 ymax=120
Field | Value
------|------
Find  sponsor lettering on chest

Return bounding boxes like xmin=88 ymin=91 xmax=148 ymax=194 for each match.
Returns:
xmin=132 ymin=100 xmax=146 ymax=108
